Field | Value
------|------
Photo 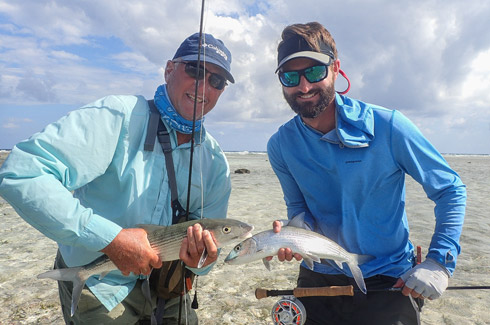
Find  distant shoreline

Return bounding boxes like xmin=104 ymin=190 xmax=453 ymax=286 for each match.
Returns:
xmin=2 ymin=149 xmax=490 ymax=156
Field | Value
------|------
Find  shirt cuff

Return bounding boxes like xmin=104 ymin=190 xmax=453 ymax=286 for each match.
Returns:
xmin=186 ymin=261 xmax=215 ymax=276
xmin=78 ymin=213 xmax=123 ymax=251
xmin=185 ymin=248 xmax=221 ymax=276
xmin=427 ymin=249 xmax=455 ymax=276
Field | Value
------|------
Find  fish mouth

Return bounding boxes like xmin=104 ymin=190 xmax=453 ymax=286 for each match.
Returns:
xmin=242 ymin=224 xmax=254 ymax=239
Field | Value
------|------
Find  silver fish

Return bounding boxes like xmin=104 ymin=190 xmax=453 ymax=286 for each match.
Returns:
xmin=224 ymin=224 xmax=373 ymax=294
xmin=38 ymin=218 xmax=254 ymax=316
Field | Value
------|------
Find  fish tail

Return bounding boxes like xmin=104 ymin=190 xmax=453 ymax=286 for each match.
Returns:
xmin=346 ymin=262 xmax=367 ymax=294
xmin=38 ymin=268 xmax=87 ymax=316
xmin=355 ymin=253 xmax=375 ymax=265
xmin=37 ymin=267 xmax=82 ymax=282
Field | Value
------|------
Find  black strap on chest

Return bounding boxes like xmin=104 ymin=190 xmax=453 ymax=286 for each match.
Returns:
xmin=145 ymin=100 xmax=187 ymax=224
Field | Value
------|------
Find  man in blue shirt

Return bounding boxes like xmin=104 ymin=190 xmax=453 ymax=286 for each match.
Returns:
xmin=267 ymin=22 xmax=466 ymax=324
xmin=0 ymin=32 xmax=234 ymax=324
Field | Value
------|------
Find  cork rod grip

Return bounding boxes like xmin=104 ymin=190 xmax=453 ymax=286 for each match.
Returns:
xmin=255 ymin=285 xmax=354 ymax=299
xmin=294 ymin=286 xmax=354 ymax=297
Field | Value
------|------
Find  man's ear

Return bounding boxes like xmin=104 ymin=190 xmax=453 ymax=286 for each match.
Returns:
xmin=332 ymin=59 xmax=341 ymax=80
xmin=164 ymin=60 xmax=175 ymax=81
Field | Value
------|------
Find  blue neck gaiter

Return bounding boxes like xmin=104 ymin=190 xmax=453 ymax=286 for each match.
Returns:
xmin=153 ymin=84 xmax=203 ymax=134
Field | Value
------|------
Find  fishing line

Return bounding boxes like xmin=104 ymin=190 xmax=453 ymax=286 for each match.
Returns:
xmin=184 ymin=0 xmax=207 ymax=221
xmin=198 ymin=33 xmax=207 ymax=220
xmin=196 ymin=0 xmax=212 ymax=220
xmin=179 ymin=0 xmax=206 ymax=323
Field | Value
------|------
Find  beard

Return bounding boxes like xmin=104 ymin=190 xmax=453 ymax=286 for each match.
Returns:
xmin=283 ymin=83 xmax=336 ymax=119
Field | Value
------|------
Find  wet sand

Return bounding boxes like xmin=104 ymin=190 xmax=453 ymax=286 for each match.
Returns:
xmin=0 ymin=151 xmax=489 ymax=324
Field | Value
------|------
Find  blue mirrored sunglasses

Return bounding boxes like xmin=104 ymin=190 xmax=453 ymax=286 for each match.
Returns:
xmin=278 ymin=65 xmax=329 ymax=87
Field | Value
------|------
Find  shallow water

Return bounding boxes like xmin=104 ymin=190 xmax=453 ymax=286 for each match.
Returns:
xmin=0 ymin=152 xmax=489 ymax=324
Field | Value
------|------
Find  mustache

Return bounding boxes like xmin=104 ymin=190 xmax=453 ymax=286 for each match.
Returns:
xmin=292 ymin=90 xmax=317 ymax=97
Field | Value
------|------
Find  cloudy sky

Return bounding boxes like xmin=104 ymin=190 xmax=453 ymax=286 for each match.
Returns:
xmin=1 ymin=0 xmax=489 ymax=154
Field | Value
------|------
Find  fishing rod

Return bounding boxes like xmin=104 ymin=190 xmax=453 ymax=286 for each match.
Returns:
xmin=375 ymin=286 xmax=490 ymax=292
xmin=184 ymin=0 xmax=206 ymax=221
xmin=256 ymin=286 xmax=354 ymax=299
xmin=255 ymin=285 xmax=490 ymax=299
xmin=258 ymin=285 xmax=490 ymax=325
xmin=178 ymin=0 xmax=207 ymax=323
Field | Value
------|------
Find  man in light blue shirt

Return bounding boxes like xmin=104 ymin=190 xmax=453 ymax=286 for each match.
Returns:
xmin=267 ymin=22 xmax=466 ymax=325
xmin=0 ymin=32 xmax=234 ymax=324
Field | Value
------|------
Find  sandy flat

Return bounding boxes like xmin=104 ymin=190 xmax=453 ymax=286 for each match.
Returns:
xmin=0 ymin=152 xmax=489 ymax=324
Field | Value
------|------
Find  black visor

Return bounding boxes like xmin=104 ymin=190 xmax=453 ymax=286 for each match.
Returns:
xmin=276 ymin=35 xmax=335 ymax=72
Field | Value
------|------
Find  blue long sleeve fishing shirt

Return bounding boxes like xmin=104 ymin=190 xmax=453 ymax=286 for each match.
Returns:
xmin=267 ymin=93 xmax=466 ymax=278
xmin=0 ymin=94 xmax=231 ymax=311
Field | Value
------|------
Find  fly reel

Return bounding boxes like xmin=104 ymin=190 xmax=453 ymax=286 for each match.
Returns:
xmin=271 ymin=296 xmax=306 ymax=325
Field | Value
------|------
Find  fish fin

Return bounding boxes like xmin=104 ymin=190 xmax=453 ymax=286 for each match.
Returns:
xmin=303 ymin=253 xmax=321 ymax=270
xmin=305 ymin=253 xmax=321 ymax=263
xmin=320 ymin=259 xmax=344 ymax=270
xmin=334 ymin=260 xmax=344 ymax=269
xmin=38 ymin=267 xmax=88 ymax=316
xmin=347 ymin=262 xmax=367 ymax=294
xmin=286 ymin=212 xmax=306 ymax=228
xmin=71 ymin=278 xmax=87 ymax=316
xmin=262 ymin=258 xmax=271 ymax=271
xmin=303 ymin=256 xmax=315 ymax=270
xmin=37 ymin=267 xmax=83 ymax=281
xmin=197 ymin=248 xmax=208 ymax=269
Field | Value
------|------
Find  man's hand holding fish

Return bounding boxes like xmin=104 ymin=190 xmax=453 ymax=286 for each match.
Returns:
xmin=100 ymin=228 xmax=162 ymax=276
xmin=180 ymin=223 xmax=219 ymax=268
xmin=267 ymin=219 xmax=304 ymax=263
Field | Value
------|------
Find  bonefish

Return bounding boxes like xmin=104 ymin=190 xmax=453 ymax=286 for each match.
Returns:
xmin=38 ymin=218 xmax=253 ymax=316
xmin=224 ymin=217 xmax=372 ymax=294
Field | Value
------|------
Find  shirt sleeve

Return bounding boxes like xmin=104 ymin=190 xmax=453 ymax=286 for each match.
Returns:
xmin=390 ymin=110 xmax=467 ymax=275
xmin=0 ymin=96 xmax=128 ymax=252
xmin=267 ymin=133 xmax=316 ymax=230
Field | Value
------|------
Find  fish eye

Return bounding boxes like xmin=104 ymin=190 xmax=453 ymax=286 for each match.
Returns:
xmin=234 ymin=244 xmax=241 ymax=251
xmin=222 ymin=226 xmax=231 ymax=234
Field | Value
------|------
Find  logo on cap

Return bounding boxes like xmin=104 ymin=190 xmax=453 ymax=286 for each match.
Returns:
xmin=203 ymin=42 xmax=228 ymax=61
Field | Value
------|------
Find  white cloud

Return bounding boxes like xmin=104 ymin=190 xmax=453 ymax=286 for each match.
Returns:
xmin=49 ymin=50 xmax=84 ymax=61
xmin=1 ymin=0 xmax=489 ymax=153
xmin=461 ymin=49 xmax=490 ymax=103
xmin=1 ymin=117 xmax=33 ymax=129
xmin=2 ymin=122 xmax=19 ymax=129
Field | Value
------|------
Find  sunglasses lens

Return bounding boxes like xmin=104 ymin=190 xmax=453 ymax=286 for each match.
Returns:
xmin=184 ymin=62 xmax=226 ymax=90
xmin=184 ymin=63 xmax=205 ymax=80
xmin=305 ymin=65 xmax=327 ymax=83
xmin=279 ymin=71 xmax=300 ymax=87
xmin=279 ymin=65 xmax=328 ymax=87
xmin=209 ymin=74 xmax=226 ymax=90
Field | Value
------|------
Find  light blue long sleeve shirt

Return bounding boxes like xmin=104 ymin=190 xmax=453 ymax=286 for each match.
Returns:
xmin=267 ymin=94 xmax=466 ymax=278
xmin=0 ymin=93 xmax=231 ymax=311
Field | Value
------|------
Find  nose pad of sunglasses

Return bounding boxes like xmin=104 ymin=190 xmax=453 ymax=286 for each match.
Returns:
xmin=185 ymin=64 xmax=206 ymax=80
